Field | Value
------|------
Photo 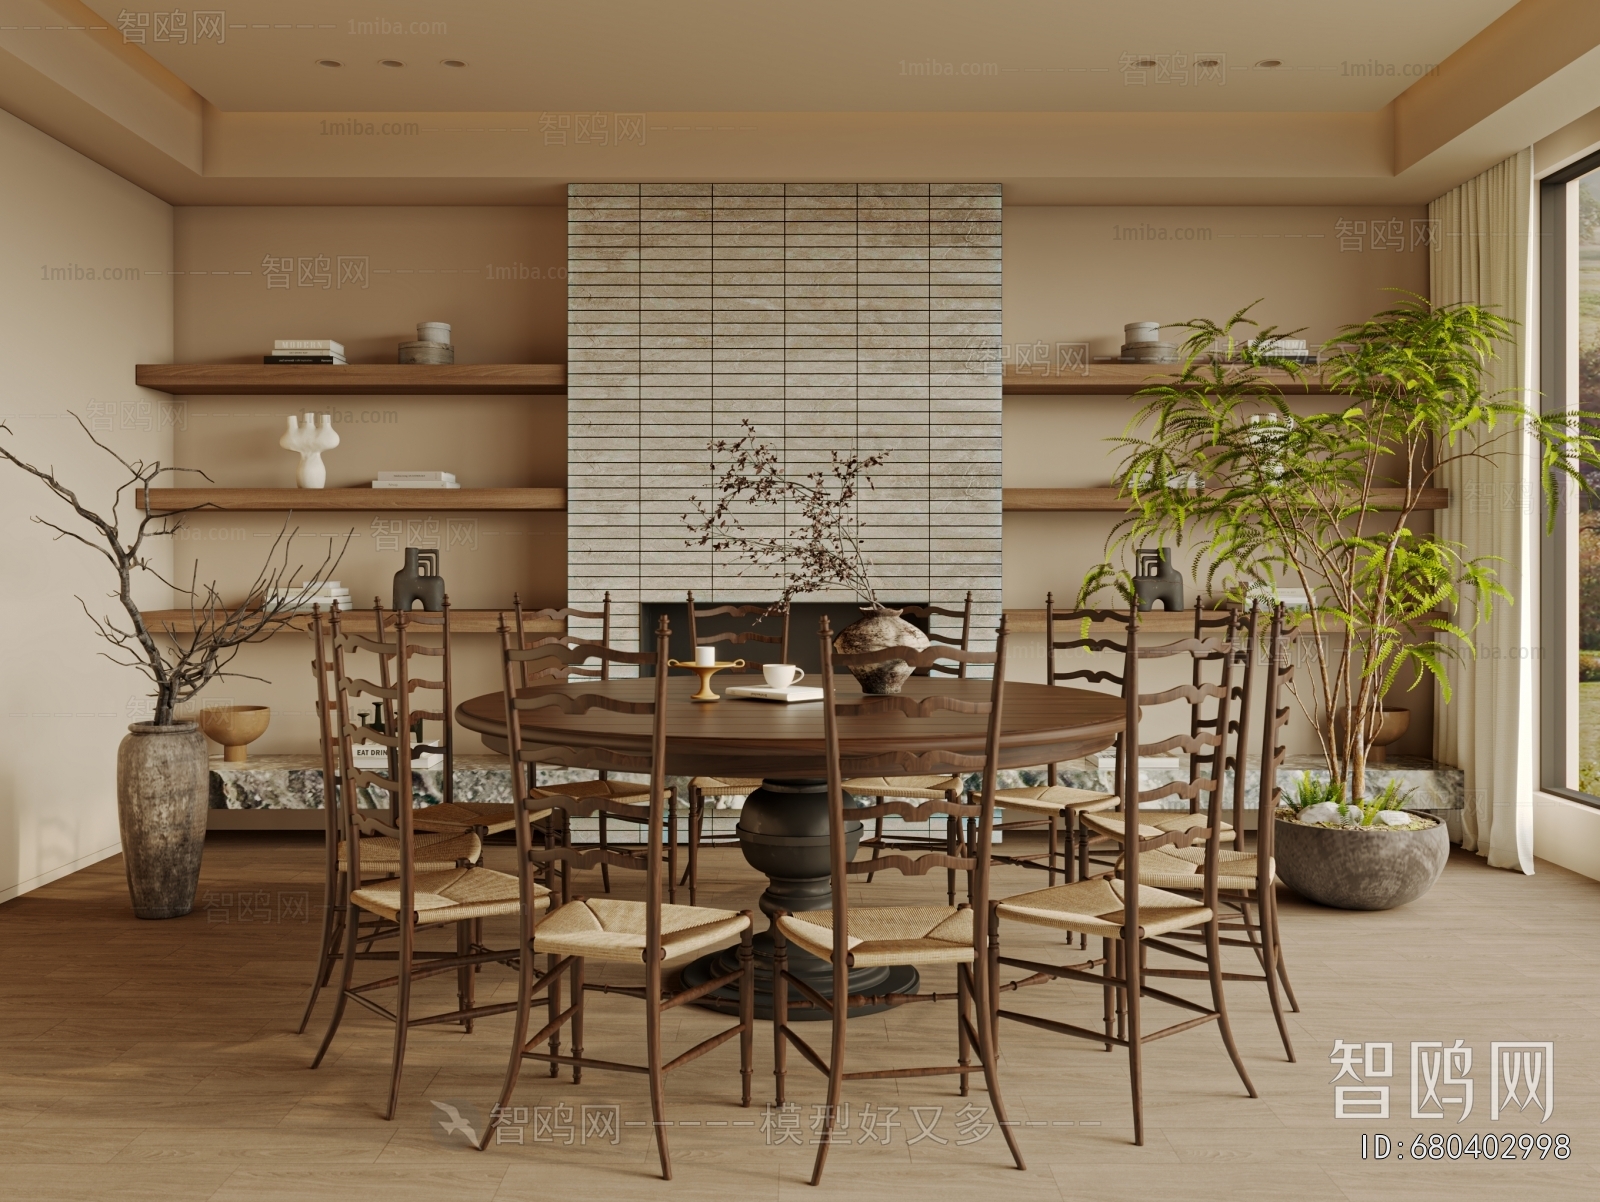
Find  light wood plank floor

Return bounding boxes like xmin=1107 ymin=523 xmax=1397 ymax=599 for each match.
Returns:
xmin=2 ymin=834 xmax=1597 ymax=1201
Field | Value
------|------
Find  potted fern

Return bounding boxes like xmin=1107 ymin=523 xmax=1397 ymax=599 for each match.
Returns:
xmin=1082 ymin=297 xmax=1600 ymax=908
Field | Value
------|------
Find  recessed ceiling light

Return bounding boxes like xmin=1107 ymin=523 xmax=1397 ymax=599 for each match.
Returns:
xmin=1134 ymin=57 xmax=1158 ymax=69
xmin=441 ymin=59 xmax=468 ymax=68
xmin=379 ymin=59 xmax=405 ymax=68
xmin=316 ymin=58 xmax=342 ymax=68
xmin=1195 ymin=56 xmax=1222 ymax=68
xmin=1255 ymin=58 xmax=1283 ymax=69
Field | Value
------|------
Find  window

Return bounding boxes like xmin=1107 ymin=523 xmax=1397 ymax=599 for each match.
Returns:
xmin=1540 ymin=150 xmax=1600 ymax=806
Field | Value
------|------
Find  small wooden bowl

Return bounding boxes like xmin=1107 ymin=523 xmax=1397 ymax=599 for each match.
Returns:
xmin=199 ymin=705 xmax=271 ymax=762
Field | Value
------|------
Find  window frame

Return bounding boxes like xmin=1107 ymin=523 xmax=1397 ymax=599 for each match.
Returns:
xmin=1539 ymin=148 xmax=1600 ymax=809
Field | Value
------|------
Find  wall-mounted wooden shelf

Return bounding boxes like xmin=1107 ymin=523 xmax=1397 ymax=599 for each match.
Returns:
xmin=1002 ymin=366 xmax=1333 ymax=396
xmin=135 ymin=363 xmax=567 ymax=395
xmin=1001 ymin=487 xmax=1448 ymax=511
xmin=142 ymin=609 xmax=564 ymax=635
xmin=134 ymin=487 xmax=566 ymax=512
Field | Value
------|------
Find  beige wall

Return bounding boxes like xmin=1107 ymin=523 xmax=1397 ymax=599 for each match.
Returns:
xmin=0 ymin=106 xmax=173 ymax=901
xmin=1001 ymin=205 xmax=1434 ymax=757
xmin=170 ymin=206 xmax=567 ymax=758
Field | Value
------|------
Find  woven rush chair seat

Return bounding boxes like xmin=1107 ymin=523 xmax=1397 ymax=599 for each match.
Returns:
xmin=351 ymin=865 xmax=548 ymax=925
xmin=995 ymin=783 xmax=1119 ymax=816
xmin=532 ymin=897 xmax=750 ymax=965
xmin=412 ymin=801 xmax=519 ymax=836
xmin=531 ymin=777 xmax=651 ymax=809
xmin=1133 ymin=847 xmax=1270 ymax=894
xmin=337 ymin=829 xmax=480 ymax=874
xmin=996 ymin=877 xmax=1212 ymax=940
xmin=840 ymin=773 xmax=962 ymax=800
xmin=777 ymin=905 xmax=975 ymax=968
xmin=1080 ymin=808 xmax=1233 ymax=843
xmin=691 ymin=775 xmax=761 ymax=796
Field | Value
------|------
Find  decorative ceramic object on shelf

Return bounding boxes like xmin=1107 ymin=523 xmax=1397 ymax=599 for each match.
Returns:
xmin=401 ymin=321 xmax=454 ymax=364
xmin=417 ymin=321 xmax=451 ymax=343
xmin=394 ymin=547 xmax=445 ymax=611
xmin=198 ymin=704 xmax=272 ymax=762
xmin=834 ymin=607 xmax=931 ymax=695
xmin=1120 ymin=320 xmax=1178 ymax=363
xmin=279 ymin=412 xmax=340 ymax=488
xmin=1133 ymin=547 xmax=1185 ymax=611
xmin=117 ymin=721 xmax=209 ymax=919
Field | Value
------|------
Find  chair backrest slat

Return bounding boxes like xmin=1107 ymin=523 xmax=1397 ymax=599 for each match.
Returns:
xmin=899 ymin=591 xmax=973 ymax=677
xmin=1255 ymin=605 xmax=1292 ymax=891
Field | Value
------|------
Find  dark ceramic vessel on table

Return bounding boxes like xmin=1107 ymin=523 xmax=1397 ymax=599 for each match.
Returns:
xmin=832 ymin=606 xmax=931 ymax=694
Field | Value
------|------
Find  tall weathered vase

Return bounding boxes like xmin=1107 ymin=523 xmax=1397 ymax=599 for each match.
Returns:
xmin=116 ymin=722 xmax=209 ymax=919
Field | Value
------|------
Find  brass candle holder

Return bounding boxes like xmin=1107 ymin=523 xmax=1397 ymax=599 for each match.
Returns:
xmin=668 ymin=659 xmax=746 ymax=702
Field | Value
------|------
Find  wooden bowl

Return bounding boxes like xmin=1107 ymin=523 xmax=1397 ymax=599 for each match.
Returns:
xmin=199 ymin=705 xmax=271 ymax=762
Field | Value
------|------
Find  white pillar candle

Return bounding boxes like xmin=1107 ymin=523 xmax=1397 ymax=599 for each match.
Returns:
xmin=695 ymin=645 xmax=716 ymax=667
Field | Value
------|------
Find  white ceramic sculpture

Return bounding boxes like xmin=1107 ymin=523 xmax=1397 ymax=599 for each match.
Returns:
xmin=279 ymin=413 xmax=340 ymax=489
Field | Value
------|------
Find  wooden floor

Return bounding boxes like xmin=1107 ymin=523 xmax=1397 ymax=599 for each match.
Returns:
xmin=2 ymin=836 xmax=1597 ymax=1201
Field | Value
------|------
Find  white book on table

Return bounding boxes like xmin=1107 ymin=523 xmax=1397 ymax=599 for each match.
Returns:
xmin=724 ymin=685 xmax=825 ymax=703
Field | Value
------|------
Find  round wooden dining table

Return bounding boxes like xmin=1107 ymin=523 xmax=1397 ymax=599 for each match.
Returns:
xmin=457 ymin=674 xmax=1123 ymax=1018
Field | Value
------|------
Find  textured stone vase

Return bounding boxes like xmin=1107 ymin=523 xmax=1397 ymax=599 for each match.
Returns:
xmin=116 ymin=721 xmax=209 ymax=919
xmin=833 ymin=606 xmax=931 ymax=694
xmin=1274 ymin=811 xmax=1449 ymax=911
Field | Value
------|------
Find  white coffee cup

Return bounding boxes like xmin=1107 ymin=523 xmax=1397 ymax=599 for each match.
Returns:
xmin=763 ymin=663 xmax=806 ymax=689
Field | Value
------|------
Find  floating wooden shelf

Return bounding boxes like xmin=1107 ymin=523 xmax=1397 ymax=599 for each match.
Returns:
xmin=141 ymin=610 xmax=566 ymax=636
xmin=135 ymin=363 xmax=567 ymax=395
xmin=134 ymin=487 xmax=566 ymax=512
xmin=1001 ymin=487 xmax=1448 ymax=512
xmin=1002 ymin=366 xmax=1333 ymax=396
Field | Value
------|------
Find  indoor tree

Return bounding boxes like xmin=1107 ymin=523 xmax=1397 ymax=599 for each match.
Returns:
xmin=1081 ymin=296 xmax=1600 ymax=802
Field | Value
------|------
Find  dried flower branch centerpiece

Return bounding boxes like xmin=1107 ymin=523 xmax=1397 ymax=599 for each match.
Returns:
xmin=686 ymin=419 xmax=929 ymax=692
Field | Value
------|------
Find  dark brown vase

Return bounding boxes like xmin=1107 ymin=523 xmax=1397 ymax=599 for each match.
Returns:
xmin=116 ymin=721 xmax=210 ymax=919
xmin=833 ymin=606 xmax=931 ymax=694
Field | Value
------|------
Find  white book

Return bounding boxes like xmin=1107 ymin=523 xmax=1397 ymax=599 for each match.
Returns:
xmin=371 ymin=480 xmax=462 ymax=489
xmin=724 ymin=685 xmax=825 ymax=704
xmin=376 ymin=471 xmax=456 ymax=482
xmin=274 ymin=339 xmax=345 ymax=354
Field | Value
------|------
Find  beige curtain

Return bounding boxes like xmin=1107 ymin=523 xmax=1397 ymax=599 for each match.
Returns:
xmin=1430 ymin=148 xmax=1536 ymax=873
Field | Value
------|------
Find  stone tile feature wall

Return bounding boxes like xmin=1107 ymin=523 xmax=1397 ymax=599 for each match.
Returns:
xmin=567 ymin=183 xmax=1002 ymax=665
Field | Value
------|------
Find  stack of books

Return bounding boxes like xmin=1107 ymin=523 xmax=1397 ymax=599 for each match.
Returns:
xmin=371 ymin=471 xmax=460 ymax=490
xmin=264 ymin=339 xmax=345 ymax=365
xmin=267 ymin=580 xmax=351 ymax=614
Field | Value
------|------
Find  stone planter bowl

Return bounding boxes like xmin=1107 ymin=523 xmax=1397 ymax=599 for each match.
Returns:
xmin=1274 ymin=811 xmax=1448 ymax=910
xmin=198 ymin=704 xmax=271 ymax=762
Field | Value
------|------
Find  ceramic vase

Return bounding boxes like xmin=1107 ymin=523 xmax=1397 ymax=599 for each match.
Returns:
xmin=116 ymin=721 xmax=209 ymax=919
xmin=279 ymin=412 xmax=340 ymax=489
xmin=393 ymin=547 xmax=446 ymax=611
xmin=833 ymin=606 xmax=930 ymax=694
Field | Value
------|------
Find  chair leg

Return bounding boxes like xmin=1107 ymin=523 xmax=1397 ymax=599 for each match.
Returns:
xmin=1123 ymin=935 xmax=1143 ymax=1145
xmin=384 ymin=918 xmax=415 ymax=1121
xmin=957 ymin=961 xmax=972 ymax=1097
xmin=1047 ymin=814 xmax=1060 ymax=887
xmin=480 ymin=929 xmax=537 ymax=1150
xmin=571 ymin=956 xmax=585 ymax=1085
xmin=809 ymin=948 xmax=849 ymax=1186
xmin=1255 ymin=895 xmax=1295 ymax=1062
xmin=645 ymin=947 xmax=671 ymax=1179
xmin=972 ymin=951 xmax=1026 ymax=1171
xmin=456 ymin=920 xmax=475 ymax=1034
xmin=1204 ymin=919 xmax=1257 ymax=1099
xmin=666 ymin=788 xmax=679 ymax=906
xmin=946 ymin=811 xmax=959 ymax=906
xmin=987 ymin=906 xmax=1002 ymax=1057
xmin=309 ymin=897 xmax=361 ymax=1069
xmin=297 ymin=870 xmax=345 ymax=1034
xmin=547 ymin=952 xmax=561 ymax=1078
xmin=772 ymin=920 xmax=788 ymax=1106
xmin=686 ymin=788 xmax=702 ymax=907
xmin=738 ymin=923 xmax=755 ymax=1107
xmin=598 ymin=813 xmax=611 ymax=894
xmin=864 ymin=811 xmax=880 ymax=884
xmin=1100 ymin=937 xmax=1114 ymax=1053
xmin=1269 ymin=886 xmax=1301 ymax=1012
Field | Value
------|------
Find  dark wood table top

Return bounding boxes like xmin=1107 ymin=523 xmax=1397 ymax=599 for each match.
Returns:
xmin=456 ymin=676 xmax=1123 ymax=779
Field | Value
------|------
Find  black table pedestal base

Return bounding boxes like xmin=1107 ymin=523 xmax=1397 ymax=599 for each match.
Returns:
xmin=678 ymin=777 xmax=921 ymax=1020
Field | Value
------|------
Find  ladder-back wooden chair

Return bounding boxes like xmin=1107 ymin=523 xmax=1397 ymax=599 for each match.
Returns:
xmin=1129 ymin=603 xmax=1299 ymax=1060
xmin=844 ymin=591 xmax=974 ymax=904
xmin=482 ymin=616 xmax=755 ymax=1181
xmin=310 ymin=610 xmax=535 ymax=1120
xmin=771 ymin=616 xmax=1024 ymax=1186
xmin=297 ymin=604 xmax=483 ymax=1034
xmin=512 ymin=592 xmax=674 ymax=898
xmin=988 ymin=608 xmax=1258 ymax=1146
xmin=682 ymin=594 xmax=792 ymax=904
xmin=987 ymin=594 xmax=1124 ymax=884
